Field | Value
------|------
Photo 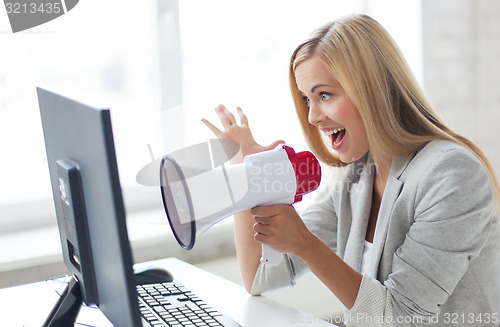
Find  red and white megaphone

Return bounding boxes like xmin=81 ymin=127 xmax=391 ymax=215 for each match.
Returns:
xmin=160 ymin=143 xmax=321 ymax=266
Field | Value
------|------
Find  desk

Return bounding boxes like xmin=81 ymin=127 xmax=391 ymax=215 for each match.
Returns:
xmin=0 ymin=257 xmax=335 ymax=326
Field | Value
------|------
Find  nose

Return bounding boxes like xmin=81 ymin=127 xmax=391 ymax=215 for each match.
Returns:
xmin=307 ymin=102 xmax=326 ymax=126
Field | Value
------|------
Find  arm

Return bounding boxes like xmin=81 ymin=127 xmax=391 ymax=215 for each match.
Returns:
xmin=233 ymin=210 xmax=262 ymax=292
xmin=251 ymin=204 xmax=362 ymax=308
xmin=202 ymin=105 xmax=284 ymax=292
xmin=250 ymin=177 xmax=341 ymax=296
xmin=203 ymin=105 xmax=356 ymax=298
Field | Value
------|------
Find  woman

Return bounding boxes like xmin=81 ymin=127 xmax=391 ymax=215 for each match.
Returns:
xmin=202 ymin=14 xmax=500 ymax=326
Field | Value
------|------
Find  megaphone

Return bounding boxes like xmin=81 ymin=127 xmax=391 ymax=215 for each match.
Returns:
xmin=160 ymin=143 xmax=321 ymax=266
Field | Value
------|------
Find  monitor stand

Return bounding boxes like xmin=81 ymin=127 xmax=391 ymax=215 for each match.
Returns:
xmin=43 ymin=277 xmax=82 ymax=327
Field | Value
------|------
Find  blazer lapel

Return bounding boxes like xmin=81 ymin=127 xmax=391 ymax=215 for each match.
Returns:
xmin=343 ymin=157 xmax=375 ymax=271
xmin=371 ymin=155 xmax=412 ymax=277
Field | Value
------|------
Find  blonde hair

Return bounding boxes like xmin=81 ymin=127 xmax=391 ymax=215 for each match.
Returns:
xmin=289 ymin=14 xmax=500 ymax=203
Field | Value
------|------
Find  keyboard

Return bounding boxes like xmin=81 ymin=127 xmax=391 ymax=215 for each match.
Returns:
xmin=137 ymin=282 xmax=241 ymax=327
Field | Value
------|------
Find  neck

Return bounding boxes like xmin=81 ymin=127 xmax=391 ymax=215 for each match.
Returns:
xmin=373 ymin=155 xmax=391 ymax=195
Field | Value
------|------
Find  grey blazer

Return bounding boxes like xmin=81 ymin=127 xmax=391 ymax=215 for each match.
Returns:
xmin=251 ymin=140 xmax=500 ymax=326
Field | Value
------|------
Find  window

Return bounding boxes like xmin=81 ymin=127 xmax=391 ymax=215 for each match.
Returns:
xmin=0 ymin=1 xmax=160 ymax=231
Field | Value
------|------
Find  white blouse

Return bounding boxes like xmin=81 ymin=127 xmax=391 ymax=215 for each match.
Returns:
xmin=360 ymin=240 xmax=373 ymax=277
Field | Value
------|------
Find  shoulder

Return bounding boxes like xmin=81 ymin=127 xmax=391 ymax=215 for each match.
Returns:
xmin=402 ymin=140 xmax=495 ymax=216
xmin=404 ymin=139 xmax=484 ymax=177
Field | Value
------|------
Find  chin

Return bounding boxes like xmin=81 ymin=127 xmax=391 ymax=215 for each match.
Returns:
xmin=338 ymin=151 xmax=367 ymax=164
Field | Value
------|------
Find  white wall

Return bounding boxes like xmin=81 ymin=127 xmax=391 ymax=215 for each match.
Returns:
xmin=422 ymin=0 xmax=500 ymax=173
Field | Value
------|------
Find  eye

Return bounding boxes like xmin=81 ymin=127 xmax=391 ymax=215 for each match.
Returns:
xmin=302 ymin=96 xmax=311 ymax=107
xmin=320 ymin=92 xmax=332 ymax=101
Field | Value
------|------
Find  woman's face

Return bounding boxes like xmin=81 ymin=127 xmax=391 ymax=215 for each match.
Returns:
xmin=295 ymin=56 xmax=369 ymax=163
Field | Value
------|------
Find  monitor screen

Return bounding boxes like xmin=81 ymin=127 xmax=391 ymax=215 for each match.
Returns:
xmin=37 ymin=87 xmax=142 ymax=326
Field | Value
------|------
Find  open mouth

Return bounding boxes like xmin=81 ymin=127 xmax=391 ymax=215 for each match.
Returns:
xmin=323 ymin=128 xmax=346 ymax=149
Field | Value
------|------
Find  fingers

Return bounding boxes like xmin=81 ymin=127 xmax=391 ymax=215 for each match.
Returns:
xmin=250 ymin=206 xmax=274 ymax=240
xmin=253 ymin=223 xmax=269 ymax=239
xmin=267 ymin=139 xmax=286 ymax=150
xmin=250 ymin=205 xmax=281 ymax=219
xmin=216 ymin=104 xmax=237 ymax=129
xmin=251 ymin=205 xmax=288 ymax=240
xmin=201 ymin=105 xmax=256 ymax=162
xmin=202 ymin=105 xmax=243 ymax=137
xmin=203 ymin=105 xmax=247 ymax=131
xmin=236 ymin=107 xmax=248 ymax=127
xmin=201 ymin=118 xmax=223 ymax=138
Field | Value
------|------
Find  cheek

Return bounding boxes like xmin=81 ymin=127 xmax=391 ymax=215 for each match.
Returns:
xmin=336 ymin=106 xmax=352 ymax=122
xmin=349 ymin=111 xmax=368 ymax=139
xmin=326 ymin=98 xmax=357 ymax=123
xmin=338 ymin=101 xmax=368 ymax=141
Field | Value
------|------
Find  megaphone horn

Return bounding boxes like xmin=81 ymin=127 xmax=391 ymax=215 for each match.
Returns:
xmin=160 ymin=144 xmax=321 ymax=266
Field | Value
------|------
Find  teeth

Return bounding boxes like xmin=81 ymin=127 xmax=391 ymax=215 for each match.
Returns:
xmin=322 ymin=127 xmax=344 ymax=136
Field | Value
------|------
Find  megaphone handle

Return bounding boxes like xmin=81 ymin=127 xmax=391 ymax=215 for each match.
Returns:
xmin=261 ymin=244 xmax=282 ymax=266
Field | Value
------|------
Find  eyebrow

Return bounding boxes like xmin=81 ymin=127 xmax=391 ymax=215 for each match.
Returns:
xmin=298 ymin=84 xmax=335 ymax=95
xmin=311 ymin=84 xmax=334 ymax=93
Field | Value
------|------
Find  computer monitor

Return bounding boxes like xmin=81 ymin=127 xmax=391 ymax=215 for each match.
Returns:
xmin=37 ymin=87 xmax=143 ymax=326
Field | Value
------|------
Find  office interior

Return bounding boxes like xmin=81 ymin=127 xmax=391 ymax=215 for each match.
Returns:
xmin=1 ymin=0 xmax=499 ymax=322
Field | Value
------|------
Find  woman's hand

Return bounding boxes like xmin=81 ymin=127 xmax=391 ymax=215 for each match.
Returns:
xmin=250 ymin=204 xmax=315 ymax=258
xmin=201 ymin=105 xmax=284 ymax=163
